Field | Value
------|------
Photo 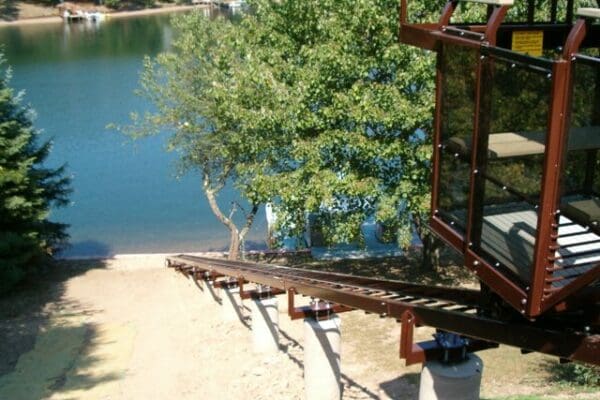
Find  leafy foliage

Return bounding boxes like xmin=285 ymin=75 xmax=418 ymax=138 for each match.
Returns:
xmin=551 ymin=362 xmax=600 ymax=387
xmin=103 ymin=0 xmax=157 ymax=10
xmin=131 ymin=0 xmax=438 ymax=261
xmin=0 ymin=62 xmax=70 ymax=294
xmin=129 ymin=13 xmax=268 ymax=259
xmin=244 ymin=0 xmax=437 ymax=253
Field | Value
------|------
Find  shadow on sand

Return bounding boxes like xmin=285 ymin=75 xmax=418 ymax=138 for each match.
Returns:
xmin=0 ymin=257 xmax=119 ymax=399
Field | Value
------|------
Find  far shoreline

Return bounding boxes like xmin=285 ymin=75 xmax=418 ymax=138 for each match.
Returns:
xmin=0 ymin=4 xmax=207 ymax=28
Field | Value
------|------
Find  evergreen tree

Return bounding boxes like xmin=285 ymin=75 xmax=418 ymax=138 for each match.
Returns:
xmin=0 ymin=61 xmax=70 ymax=294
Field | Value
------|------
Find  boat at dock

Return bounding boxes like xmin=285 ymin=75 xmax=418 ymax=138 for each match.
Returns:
xmin=212 ymin=0 xmax=245 ymax=8
xmin=60 ymin=3 xmax=106 ymax=23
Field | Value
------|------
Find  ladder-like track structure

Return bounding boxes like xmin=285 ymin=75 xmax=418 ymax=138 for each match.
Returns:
xmin=166 ymin=255 xmax=599 ymax=366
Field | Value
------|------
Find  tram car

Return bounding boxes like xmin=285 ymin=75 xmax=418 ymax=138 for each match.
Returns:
xmin=400 ymin=0 xmax=599 ymax=318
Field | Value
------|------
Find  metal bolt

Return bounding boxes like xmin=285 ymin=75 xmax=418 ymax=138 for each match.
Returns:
xmin=521 ymin=298 xmax=527 ymax=305
xmin=438 ymin=144 xmax=443 ymax=148
xmin=480 ymin=55 xmax=485 ymax=60
xmin=547 ymin=73 xmax=552 ymax=79
xmin=381 ymin=302 xmax=386 ymax=306
xmin=511 ymin=63 xmax=516 ymax=68
xmin=495 ymin=262 xmax=500 ymax=267
xmin=473 ymin=261 xmax=479 ymax=266
xmin=460 ymin=31 xmax=465 ymax=36
xmin=468 ymin=242 xmax=473 ymax=247
xmin=473 ymin=169 xmax=479 ymax=174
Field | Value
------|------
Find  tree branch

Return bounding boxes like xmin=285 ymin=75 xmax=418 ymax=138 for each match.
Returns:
xmin=203 ymin=173 xmax=238 ymax=233
xmin=239 ymin=203 xmax=259 ymax=242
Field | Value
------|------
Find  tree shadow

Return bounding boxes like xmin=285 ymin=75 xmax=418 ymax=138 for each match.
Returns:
xmin=0 ymin=0 xmax=19 ymax=22
xmin=379 ymin=374 xmax=421 ymax=400
xmin=278 ymin=327 xmax=381 ymax=399
xmin=57 ymin=240 xmax=113 ymax=259
xmin=0 ymin=258 xmax=122 ymax=399
xmin=288 ymin=247 xmax=475 ymax=288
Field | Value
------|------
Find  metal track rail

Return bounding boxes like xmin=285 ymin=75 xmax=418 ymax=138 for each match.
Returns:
xmin=167 ymin=255 xmax=599 ymax=366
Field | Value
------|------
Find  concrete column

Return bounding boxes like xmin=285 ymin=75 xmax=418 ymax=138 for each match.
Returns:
xmin=418 ymin=354 xmax=483 ymax=400
xmin=303 ymin=315 xmax=341 ymax=400
xmin=250 ymin=297 xmax=279 ymax=353
xmin=221 ymin=286 xmax=242 ymax=323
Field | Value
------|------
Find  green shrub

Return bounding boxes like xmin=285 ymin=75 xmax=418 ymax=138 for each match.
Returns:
xmin=552 ymin=362 xmax=600 ymax=387
xmin=103 ymin=0 xmax=121 ymax=9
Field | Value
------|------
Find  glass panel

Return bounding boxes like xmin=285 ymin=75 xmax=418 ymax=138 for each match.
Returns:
xmin=472 ymin=58 xmax=552 ymax=283
xmin=437 ymin=43 xmax=478 ymax=236
xmin=562 ymin=57 xmax=600 ymax=199
xmin=556 ymin=57 xmax=600 ymax=286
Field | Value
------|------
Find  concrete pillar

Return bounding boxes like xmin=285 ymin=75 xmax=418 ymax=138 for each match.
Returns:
xmin=418 ymin=354 xmax=483 ymax=400
xmin=303 ymin=315 xmax=341 ymax=400
xmin=250 ymin=297 xmax=279 ymax=353
xmin=221 ymin=286 xmax=242 ymax=323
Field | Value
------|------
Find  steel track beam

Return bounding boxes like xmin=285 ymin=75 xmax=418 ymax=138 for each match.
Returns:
xmin=166 ymin=255 xmax=599 ymax=365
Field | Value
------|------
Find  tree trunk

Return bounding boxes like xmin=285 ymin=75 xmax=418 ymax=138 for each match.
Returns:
xmin=238 ymin=204 xmax=259 ymax=260
xmin=203 ymin=176 xmax=242 ymax=260
xmin=228 ymin=228 xmax=240 ymax=260
xmin=413 ymin=214 xmax=441 ymax=271
xmin=202 ymin=175 xmax=259 ymax=261
xmin=420 ymin=234 xmax=441 ymax=271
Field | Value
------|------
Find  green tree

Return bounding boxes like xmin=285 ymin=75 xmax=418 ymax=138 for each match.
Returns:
xmin=0 ymin=62 xmax=71 ymax=294
xmin=128 ymin=14 xmax=273 ymax=260
xmin=244 ymin=0 xmax=438 ymax=266
xmin=131 ymin=1 xmax=440 ymax=265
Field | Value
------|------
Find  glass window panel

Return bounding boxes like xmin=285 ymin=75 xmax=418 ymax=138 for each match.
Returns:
xmin=473 ymin=58 xmax=552 ymax=284
xmin=437 ymin=43 xmax=478 ymax=236
xmin=560 ymin=57 xmax=600 ymax=234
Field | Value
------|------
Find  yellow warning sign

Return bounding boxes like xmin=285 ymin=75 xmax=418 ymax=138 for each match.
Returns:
xmin=512 ymin=31 xmax=544 ymax=57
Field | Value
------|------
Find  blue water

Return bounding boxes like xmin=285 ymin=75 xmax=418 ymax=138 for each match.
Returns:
xmin=0 ymin=13 xmax=267 ymax=257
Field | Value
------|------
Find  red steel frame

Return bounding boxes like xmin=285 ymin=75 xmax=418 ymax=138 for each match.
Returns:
xmin=167 ymin=255 xmax=599 ymax=366
xmin=400 ymin=0 xmax=600 ymax=318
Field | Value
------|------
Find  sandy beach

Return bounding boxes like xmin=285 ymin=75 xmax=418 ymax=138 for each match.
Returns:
xmin=0 ymin=3 xmax=207 ymax=27
xmin=0 ymin=253 xmax=597 ymax=399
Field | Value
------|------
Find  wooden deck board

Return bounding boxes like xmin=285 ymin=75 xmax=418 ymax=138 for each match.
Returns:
xmin=479 ymin=203 xmax=600 ymax=285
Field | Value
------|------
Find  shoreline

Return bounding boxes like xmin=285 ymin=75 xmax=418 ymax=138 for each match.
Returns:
xmin=0 ymin=4 xmax=207 ymax=28
xmin=56 ymin=250 xmax=225 ymax=262
xmin=56 ymin=248 xmax=309 ymax=262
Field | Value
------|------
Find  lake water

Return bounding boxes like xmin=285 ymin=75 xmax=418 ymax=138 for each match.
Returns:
xmin=0 ymin=11 xmax=267 ymax=257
